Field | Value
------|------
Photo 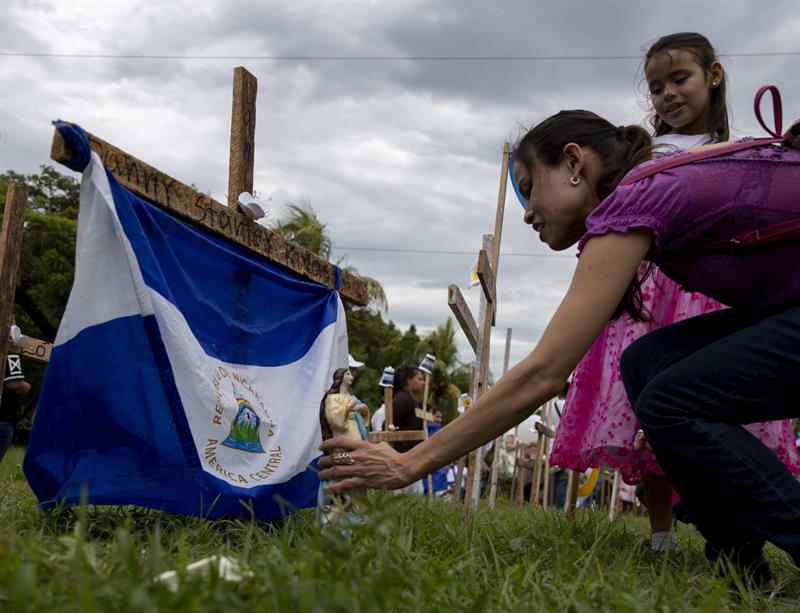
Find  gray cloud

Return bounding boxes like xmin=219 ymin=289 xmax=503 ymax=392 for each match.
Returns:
xmin=1 ymin=0 xmax=798 ymax=380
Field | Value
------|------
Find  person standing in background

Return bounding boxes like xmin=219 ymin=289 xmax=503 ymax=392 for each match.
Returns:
xmin=0 ymin=334 xmax=31 ymax=462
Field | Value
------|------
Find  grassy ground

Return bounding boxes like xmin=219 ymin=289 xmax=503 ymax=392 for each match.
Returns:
xmin=1 ymin=446 xmax=798 ymax=612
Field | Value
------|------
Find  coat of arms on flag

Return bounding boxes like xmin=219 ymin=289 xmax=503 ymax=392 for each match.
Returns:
xmin=23 ymin=126 xmax=349 ymax=520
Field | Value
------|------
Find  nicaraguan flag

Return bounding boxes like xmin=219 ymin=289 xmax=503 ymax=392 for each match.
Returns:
xmin=24 ymin=126 xmax=348 ymax=519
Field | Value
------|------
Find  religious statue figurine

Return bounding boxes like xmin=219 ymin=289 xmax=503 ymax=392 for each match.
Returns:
xmin=317 ymin=367 xmax=369 ymax=528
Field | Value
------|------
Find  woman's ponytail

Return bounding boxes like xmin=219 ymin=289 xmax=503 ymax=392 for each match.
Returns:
xmin=595 ymin=124 xmax=653 ymax=201
xmin=785 ymin=120 xmax=800 ymax=150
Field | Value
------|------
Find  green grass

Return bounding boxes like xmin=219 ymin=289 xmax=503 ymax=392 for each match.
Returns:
xmin=1 ymin=446 xmax=798 ymax=612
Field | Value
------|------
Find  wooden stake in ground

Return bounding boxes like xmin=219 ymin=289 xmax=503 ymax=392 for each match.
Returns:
xmin=529 ymin=400 xmax=555 ymax=507
xmin=510 ymin=436 xmax=521 ymax=503
xmin=608 ymin=469 xmax=621 ymax=521
xmin=540 ymin=401 xmax=554 ymax=511
xmin=377 ymin=366 xmax=395 ymax=431
xmin=447 ymin=143 xmax=510 ymax=517
xmin=416 ymin=353 xmax=437 ymax=497
xmin=450 ymin=392 xmax=471 ymax=502
xmin=0 ymin=185 xmax=28 ymax=406
xmin=564 ymin=470 xmax=581 ymax=518
xmin=462 ymin=234 xmax=494 ymax=514
xmin=488 ymin=327 xmax=512 ymax=508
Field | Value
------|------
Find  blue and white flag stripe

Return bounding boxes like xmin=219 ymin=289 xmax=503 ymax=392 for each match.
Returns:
xmin=24 ymin=146 xmax=348 ymax=519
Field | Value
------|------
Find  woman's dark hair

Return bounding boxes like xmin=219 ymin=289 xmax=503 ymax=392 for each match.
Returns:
xmin=786 ymin=120 xmax=800 ymax=149
xmin=644 ymin=32 xmax=729 ymax=142
xmin=319 ymin=367 xmax=349 ymax=441
xmin=512 ymin=110 xmax=654 ymax=320
xmin=393 ymin=366 xmax=420 ymax=394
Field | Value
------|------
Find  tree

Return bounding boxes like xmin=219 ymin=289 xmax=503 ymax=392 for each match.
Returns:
xmin=1 ymin=166 xmax=78 ymax=340
xmin=417 ymin=318 xmax=470 ymax=422
xmin=273 ymin=203 xmax=332 ymax=260
xmin=0 ymin=166 xmax=80 ymax=428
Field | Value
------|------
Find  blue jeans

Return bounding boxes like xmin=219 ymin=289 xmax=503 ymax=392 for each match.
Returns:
xmin=0 ymin=421 xmax=13 ymax=462
xmin=621 ymin=303 xmax=800 ymax=582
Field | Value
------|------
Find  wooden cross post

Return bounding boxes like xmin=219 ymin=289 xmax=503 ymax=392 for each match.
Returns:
xmin=51 ymin=67 xmax=368 ymax=306
xmin=447 ymin=142 xmax=510 ymax=517
xmin=0 ymin=185 xmax=60 ymax=376
xmin=608 ymin=469 xmax=621 ymax=521
xmin=529 ymin=399 xmax=556 ymax=507
xmin=540 ymin=401 xmax=554 ymax=511
xmin=383 ymin=384 xmax=394 ymax=432
xmin=564 ymin=469 xmax=581 ymax=518
xmin=510 ymin=438 xmax=521 ymax=503
xmin=488 ymin=327 xmax=512 ymax=508
xmin=0 ymin=185 xmax=29 ymax=405
xmin=227 ymin=67 xmax=257 ymax=209
xmin=450 ymin=391 xmax=472 ymax=502
xmin=415 ymin=354 xmax=437 ymax=497
xmin=369 ymin=366 xmax=426 ymax=447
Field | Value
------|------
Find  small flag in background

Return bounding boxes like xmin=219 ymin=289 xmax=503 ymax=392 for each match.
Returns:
xmin=24 ymin=126 xmax=348 ymax=520
xmin=467 ymin=257 xmax=480 ymax=289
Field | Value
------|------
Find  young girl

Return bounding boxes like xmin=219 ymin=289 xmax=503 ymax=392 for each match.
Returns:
xmin=319 ymin=110 xmax=800 ymax=585
xmin=548 ymin=32 xmax=800 ymax=551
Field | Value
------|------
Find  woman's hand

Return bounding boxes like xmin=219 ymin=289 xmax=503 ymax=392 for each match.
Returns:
xmin=318 ymin=437 xmax=411 ymax=492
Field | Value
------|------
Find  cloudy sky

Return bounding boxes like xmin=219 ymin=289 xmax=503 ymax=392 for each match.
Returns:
xmin=1 ymin=0 xmax=798 ymax=378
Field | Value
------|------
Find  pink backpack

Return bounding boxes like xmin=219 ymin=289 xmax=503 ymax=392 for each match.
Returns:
xmin=620 ymin=86 xmax=797 ymax=252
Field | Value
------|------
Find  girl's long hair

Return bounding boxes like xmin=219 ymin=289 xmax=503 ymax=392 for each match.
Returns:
xmin=319 ymin=367 xmax=349 ymax=441
xmin=644 ymin=32 xmax=730 ymax=142
xmin=513 ymin=110 xmax=653 ymax=320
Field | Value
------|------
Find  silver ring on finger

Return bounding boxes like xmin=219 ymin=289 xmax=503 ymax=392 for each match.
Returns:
xmin=332 ymin=452 xmax=356 ymax=466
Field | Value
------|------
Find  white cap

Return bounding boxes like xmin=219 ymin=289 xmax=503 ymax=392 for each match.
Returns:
xmin=237 ymin=192 xmax=271 ymax=220
xmin=348 ymin=353 xmax=364 ymax=369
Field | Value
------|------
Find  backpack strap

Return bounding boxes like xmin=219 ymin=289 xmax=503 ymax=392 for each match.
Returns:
xmin=620 ymin=85 xmax=786 ymax=187
xmin=691 ymin=219 xmax=800 ymax=253
xmin=621 ymin=85 xmax=800 ymax=253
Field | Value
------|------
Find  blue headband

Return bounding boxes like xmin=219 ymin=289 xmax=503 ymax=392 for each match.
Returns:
xmin=508 ymin=153 xmax=527 ymax=210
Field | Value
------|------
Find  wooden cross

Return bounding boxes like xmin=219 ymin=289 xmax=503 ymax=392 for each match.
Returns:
xmin=447 ymin=142 xmax=510 ymax=516
xmin=0 ymin=185 xmax=29 ymax=405
xmin=415 ymin=357 xmax=437 ymax=497
xmin=368 ymin=370 xmax=426 ymax=446
xmin=0 ymin=185 xmax=53 ymax=411
xmin=50 ymin=67 xmax=368 ymax=306
xmin=488 ymin=327 xmax=512 ymax=508
xmin=607 ymin=469 xmax=622 ymax=521
xmin=529 ymin=399 xmax=555 ymax=507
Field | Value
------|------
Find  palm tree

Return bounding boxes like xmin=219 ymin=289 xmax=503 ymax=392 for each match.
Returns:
xmin=337 ymin=261 xmax=388 ymax=312
xmin=273 ymin=202 xmax=388 ymax=311
xmin=418 ymin=318 xmax=466 ymax=420
xmin=273 ymin=203 xmax=332 ymax=260
xmin=418 ymin=318 xmax=459 ymax=371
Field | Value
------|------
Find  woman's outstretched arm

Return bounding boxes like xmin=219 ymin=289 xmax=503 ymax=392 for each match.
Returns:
xmin=319 ymin=230 xmax=653 ymax=492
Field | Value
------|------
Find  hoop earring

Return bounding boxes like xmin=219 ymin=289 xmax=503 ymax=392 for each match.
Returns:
xmin=569 ymin=176 xmax=580 ymax=186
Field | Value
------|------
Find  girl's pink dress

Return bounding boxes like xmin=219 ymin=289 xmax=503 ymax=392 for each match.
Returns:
xmin=551 ymin=266 xmax=800 ymax=483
